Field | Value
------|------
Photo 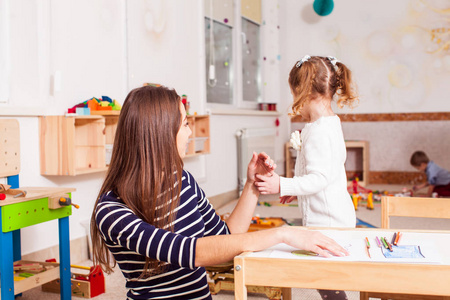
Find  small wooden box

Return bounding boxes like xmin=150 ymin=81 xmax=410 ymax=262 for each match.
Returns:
xmin=42 ymin=265 xmax=105 ymax=298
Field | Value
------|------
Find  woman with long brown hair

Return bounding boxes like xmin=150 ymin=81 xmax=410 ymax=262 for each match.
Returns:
xmin=91 ymin=84 xmax=347 ymax=300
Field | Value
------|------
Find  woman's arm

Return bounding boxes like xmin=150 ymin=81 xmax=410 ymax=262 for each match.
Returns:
xmin=195 ymin=226 xmax=348 ymax=267
xmin=225 ymin=152 xmax=275 ymax=234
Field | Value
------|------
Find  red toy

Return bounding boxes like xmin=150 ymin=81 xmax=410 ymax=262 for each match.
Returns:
xmin=42 ymin=264 xmax=105 ymax=298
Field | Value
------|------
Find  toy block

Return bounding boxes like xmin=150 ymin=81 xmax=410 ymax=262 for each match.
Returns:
xmin=76 ymin=107 xmax=91 ymax=115
xmin=101 ymin=96 xmax=112 ymax=103
xmin=87 ymin=99 xmax=99 ymax=111
xmin=97 ymin=105 xmax=112 ymax=111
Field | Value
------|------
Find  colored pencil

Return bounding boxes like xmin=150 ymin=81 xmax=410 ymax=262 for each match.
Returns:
xmin=396 ymin=232 xmax=403 ymax=245
xmin=364 ymin=237 xmax=371 ymax=258
xmin=391 ymin=232 xmax=397 ymax=245
xmin=375 ymin=236 xmax=382 ymax=248
xmin=384 ymin=237 xmax=393 ymax=252
xmin=381 ymin=237 xmax=388 ymax=249
xmin=394 ymin=231 xmax=400 ymax=246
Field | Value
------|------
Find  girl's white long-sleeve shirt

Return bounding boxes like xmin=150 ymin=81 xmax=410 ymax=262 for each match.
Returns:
xmin=280 ymin=115 xmax=356 ymax=228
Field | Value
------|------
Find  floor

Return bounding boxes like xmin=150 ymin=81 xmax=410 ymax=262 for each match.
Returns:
xmin=18 ymin=184 xmax=450 ymax=300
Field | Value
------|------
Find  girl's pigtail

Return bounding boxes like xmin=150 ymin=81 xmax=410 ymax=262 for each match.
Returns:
xmin=290 ymin=62 xmax=316 ymax=117
xmin=335 ymin=62 xmax=358 ymax=108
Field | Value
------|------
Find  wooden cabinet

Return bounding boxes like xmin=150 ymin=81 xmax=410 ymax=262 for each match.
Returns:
xmin=284 ymin=140 xmax=369 ymax=185
xmin=186 ymin=115 xmax=210 ymax=157
xmin=39 ymin=113 xmax=209 ymax=176
xmin=39 ymin=115 xmax=118 ymax=176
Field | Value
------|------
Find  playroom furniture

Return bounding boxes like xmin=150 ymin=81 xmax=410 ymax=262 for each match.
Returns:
xmin=285 ymin=140 xmax=369 ymax=185
xmin=234 ymin=228 xmax=450 ymax=300
xmin=185 ymin=115 xmax=210 ymax=157
xmin=1 ymin=119 xmax=76 ymax=299
xmin=360 ymin=196 xmax=450 ymax=300
xmin=39 ymin=114 xmax=210 ymax=175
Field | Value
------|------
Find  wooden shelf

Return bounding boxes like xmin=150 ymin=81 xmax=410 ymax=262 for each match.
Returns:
xmin=9 ymin=260 xmax=60 ymax=295
xmin=345 ymin=140 xmax=369 ymax=186
xmin=186 ymin=115 xmax=210 ymax=156
xmin=39 ymin=115 xmax=111 ymax=176
xmin=39 ymin=113 xmax=209 ymax=175
xmin=285 ymin=140 xmax=370 ymax=186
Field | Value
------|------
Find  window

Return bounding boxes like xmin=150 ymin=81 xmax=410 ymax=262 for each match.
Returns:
xmin=241 ymin=17 xmax=261 ymax=103
xmin=205 ymin=17 xmax=233 ymax=105
xmin=204 ymin=0 xmax=262 ymax=109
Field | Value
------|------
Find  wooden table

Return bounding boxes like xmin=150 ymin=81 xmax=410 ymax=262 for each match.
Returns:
xmin=234 ymin=227 xmax=450 ymax=300
xmin=0 ymin=187 xmax=76 ymax=300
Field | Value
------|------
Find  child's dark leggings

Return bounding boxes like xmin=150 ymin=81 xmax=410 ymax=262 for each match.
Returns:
xmin=318 ymin=289 xmax=348 ymax=299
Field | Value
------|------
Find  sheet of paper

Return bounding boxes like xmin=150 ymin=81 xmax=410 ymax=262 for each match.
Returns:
xmin=247 ymin=230 xmax=443 ymax=264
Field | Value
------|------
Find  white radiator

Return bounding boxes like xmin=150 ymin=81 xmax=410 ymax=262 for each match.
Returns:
xmin=236 ymin=128 xmax=276 ymax=191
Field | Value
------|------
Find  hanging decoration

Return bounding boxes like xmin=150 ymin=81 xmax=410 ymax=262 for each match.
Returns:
xmin=312 ymin=0 xmax=334 ymax=17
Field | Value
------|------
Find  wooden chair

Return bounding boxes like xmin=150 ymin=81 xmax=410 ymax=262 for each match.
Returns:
xmin=360 ymin=196 xmax=450 ymax=300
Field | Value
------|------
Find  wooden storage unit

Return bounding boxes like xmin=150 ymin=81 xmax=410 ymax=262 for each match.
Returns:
xmin=186 ymin=115 xmax=210 ymax=157
xmin=39 ymin=115 xmax=109 ymax=176
xmin=345 ymin=140 xmax=369 ymax=186
xmin=285 ymin=142 xmax=295 ymax=178
xmin=40 ymin=113 xmax=209 ymax=176
xmin=284 ymin=140 xmax=369 ymax=185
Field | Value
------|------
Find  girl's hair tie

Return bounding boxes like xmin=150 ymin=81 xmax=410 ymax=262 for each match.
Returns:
xmin=327 ymin=56 xmax=339 ymax=71
xmin=296 ymin=55 xmax=311 ymax=68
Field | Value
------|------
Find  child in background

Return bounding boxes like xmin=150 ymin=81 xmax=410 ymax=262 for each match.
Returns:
xmin=410 ymin=151 xmax=450 ymax=197
xmin=255 ymin=55 xmax=359 ymax=300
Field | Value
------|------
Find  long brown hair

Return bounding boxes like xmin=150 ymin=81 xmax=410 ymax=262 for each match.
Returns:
xmin=288 ymin=56 xmax=358 ymax=117
xmin=90 ymin=85 xmax=183 ymax=275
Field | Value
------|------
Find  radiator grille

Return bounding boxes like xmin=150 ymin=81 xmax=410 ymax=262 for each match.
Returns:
xmin=236 ymin=128 xmax=276 ymax=191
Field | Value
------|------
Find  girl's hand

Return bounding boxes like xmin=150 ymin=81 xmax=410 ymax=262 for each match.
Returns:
xmin=254 ymin=173 xmax=280 ymax=194
xmin=247 ymin=152 xmax=276 ymax=183
xmin=280 ymin=227 xmax=349 ymax=258
xmin=280 ymin=195 xmax=296 ymax=204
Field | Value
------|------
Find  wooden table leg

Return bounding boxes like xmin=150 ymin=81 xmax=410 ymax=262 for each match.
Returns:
xmin=59 ymin=216 xmax=72 ymax=300
xmin=281 ymin=288 xmax=292 ymax=300
xmin=234 ymin=255 xmax=247 ymax=300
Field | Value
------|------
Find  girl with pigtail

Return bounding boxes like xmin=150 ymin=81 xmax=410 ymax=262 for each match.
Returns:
xmin=255 ymin=55 xmax=359 ymax=299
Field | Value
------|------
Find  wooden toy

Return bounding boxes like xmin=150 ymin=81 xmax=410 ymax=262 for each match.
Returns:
xmin=1 ymin=119 xmax=75 ymax=300
xmin=42 ymin=265 xmax=105 ymax=298
xmin=366 ymin=192 xmax=374 ymax=210
xmin=0 ymin=184 xmax=27 ymax=198
xmin=352 ymin=193 xmax=359 ymax=210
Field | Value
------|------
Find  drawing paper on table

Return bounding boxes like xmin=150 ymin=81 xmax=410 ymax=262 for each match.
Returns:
xmin=247 ymin=230 xmax=442 ymax=264
xmin=382 ymin=245 xmax=424 ymax=259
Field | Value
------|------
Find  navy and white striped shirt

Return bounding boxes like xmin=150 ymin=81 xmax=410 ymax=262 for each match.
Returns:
xmin=95 ymin=170 xmax=230 ymax=299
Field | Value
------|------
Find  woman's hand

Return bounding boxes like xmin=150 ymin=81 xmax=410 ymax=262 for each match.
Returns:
xmin=247 ymin=152 xmax=276 ymax=184
xmin=280 ymin=195 xmax=297 ymax=204
xmin=280 ymin=227 xmax=349 ymax=258
xmin=254 ymin=172 xmax=280 ymax=194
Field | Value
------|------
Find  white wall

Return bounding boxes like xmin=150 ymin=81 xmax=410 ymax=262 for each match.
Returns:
xmin=0 ymin=0 xmax=288 ymax=255
xmin=279 ymin=0 xmax=450 ymax=114
xmin=283 ymin=0 xmax=450 ymax=173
